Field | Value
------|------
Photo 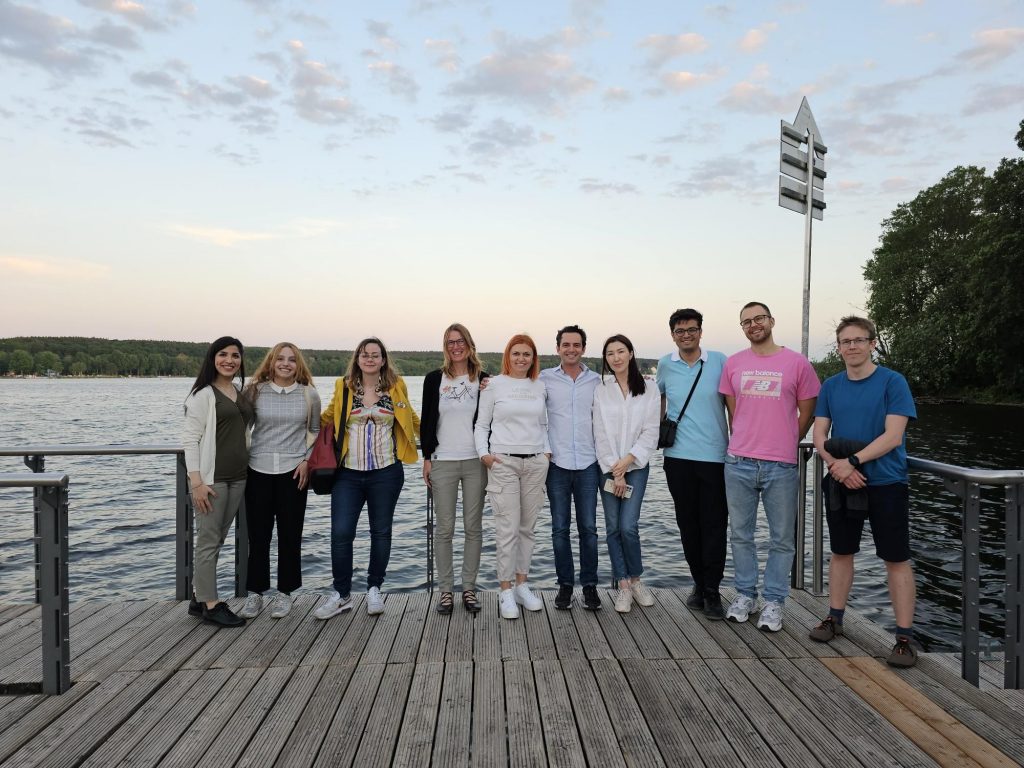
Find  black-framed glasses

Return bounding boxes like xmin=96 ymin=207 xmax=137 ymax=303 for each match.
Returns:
xmin=672 ymin=326 xmax=701 ymax=337
xmin=838 ymin=337 xmax=873 ymax=348
xmin=446 ymin=339 xmax=467 ymax=348
xmin=740 ymin=314 xmax=771 ymax=328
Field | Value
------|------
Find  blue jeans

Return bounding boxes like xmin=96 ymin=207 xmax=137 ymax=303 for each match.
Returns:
xmin=599 ymin=466 xmax=649 ymax=581
xmin=724 ymin=456 xmax=798 ymax=604
xmin=546 ymin=462 xmax=600 ymax=586
xmin=329 ymin=461 xmax=404 ymax=597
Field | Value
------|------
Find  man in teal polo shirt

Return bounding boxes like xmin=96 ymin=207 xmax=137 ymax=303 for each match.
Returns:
xmin=656 ymin=308 xmax=730 ymax=619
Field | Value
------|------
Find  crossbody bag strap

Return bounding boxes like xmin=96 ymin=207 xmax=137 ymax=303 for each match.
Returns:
xmin=672 ymin=359 xmax=704 ymax=424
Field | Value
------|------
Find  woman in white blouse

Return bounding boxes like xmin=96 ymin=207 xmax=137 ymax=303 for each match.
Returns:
xmin=593 ymin=334 xmax=660 ymax=613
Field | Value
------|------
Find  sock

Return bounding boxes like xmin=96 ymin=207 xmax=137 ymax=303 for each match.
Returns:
xmin=828 ymin=607 xmax=845 ymax=625
xmin=895 ymin=625 xmax=913 ymax=640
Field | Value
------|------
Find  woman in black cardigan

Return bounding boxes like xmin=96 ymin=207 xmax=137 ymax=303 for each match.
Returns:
xmin=421 ymin=323 xmax=490 ymax=614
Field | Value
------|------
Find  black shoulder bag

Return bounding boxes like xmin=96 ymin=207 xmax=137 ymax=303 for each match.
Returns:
xmin=657 ymin=360 xmax=704 ymax=450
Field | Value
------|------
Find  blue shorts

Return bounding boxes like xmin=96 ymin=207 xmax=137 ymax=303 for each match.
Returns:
xmin=825 ymin=483 xmax=910 ymax=562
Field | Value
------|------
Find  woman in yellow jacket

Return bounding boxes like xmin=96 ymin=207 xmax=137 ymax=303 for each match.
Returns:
xmin=314 ymin=337 xmax=420 ymax=618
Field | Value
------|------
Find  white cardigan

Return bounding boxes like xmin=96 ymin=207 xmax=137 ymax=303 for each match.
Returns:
xmin=183 ymin=384 xmax=250 ymax=484
xmin=592 ymin=377 xmax=660 ymax=474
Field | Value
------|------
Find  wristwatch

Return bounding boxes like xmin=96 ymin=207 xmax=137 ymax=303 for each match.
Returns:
xmin=848 ymin=454 xmax=861 ymax=468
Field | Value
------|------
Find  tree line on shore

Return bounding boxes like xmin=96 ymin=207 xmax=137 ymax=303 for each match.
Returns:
xmin=0 ymin=337 xmax=649 ymax=379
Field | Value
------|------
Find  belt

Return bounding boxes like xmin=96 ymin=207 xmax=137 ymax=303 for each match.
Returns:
xmin=504 ymin=453 xmax=542 ymax=459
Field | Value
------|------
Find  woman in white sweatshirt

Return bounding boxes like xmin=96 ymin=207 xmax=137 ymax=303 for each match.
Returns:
xmin=474 ymin=334 xmax=550 ymax=620
xmin=593 ymin=334 xmax=660 ymax=613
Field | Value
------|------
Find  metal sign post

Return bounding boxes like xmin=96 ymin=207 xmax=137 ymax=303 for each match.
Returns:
xmin=779 ymin=97 xmax=827 ymax=358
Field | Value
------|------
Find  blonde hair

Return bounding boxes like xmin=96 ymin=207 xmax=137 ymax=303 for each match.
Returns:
xmin=344 ymin=337 xmax=398 ymax=391
xmin=245 ymin=342 xmax=313 ymax=402
xmin=441 ymin=323 xmax=484 ymax=381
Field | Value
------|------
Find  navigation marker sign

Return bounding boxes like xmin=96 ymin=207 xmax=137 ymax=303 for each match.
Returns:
xmin=778 ymin=97 xmax=828 ymax=358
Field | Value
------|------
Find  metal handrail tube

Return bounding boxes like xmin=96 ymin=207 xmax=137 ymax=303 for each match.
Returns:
xmin=0 ymin=444 xmax=182 ymax=457
xmin=907 ymin=456 xmax=1024 ymax=485
xmin=1 ymin=473 xmax=71 ymax=694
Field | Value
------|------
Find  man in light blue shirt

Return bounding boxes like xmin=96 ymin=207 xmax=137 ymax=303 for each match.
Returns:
xmin=540 ymin=325 xmax=603 ymax=610
xmin=655 ymin=308 xmax=730 ymax=620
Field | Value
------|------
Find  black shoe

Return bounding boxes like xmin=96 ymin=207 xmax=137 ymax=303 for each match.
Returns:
xmin=555 ymin=584 xmax=574 ymax=610
xmin=702 ymin=591 xmax=725 ymax=621
xmin=201 ymin=601 xmax=246 ymax=628
xmin=582 ymin=585 xmax=602 ymax=611
xmin=188 ymin=597 xmax=203 ymax=617
xmin=436 ymin=592 xmax=454 ymax=615
xmin=685 ymin=588 xmax=705 ymax=611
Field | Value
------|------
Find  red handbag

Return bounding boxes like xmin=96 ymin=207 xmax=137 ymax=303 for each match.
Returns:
xmin=308 ymin=384 xmax=347 ymax=495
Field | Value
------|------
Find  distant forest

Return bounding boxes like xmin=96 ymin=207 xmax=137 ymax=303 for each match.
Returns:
xmin=0 ymin=337 xmax=659 ymax=378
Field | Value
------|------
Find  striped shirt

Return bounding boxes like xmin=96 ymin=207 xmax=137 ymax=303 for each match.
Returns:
xmin=248 ymin=382 xmax=321 ymax=475
xmin=344 ymin=392 xmax=397 ymax=471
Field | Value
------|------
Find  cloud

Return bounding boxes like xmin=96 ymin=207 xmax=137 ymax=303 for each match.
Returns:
xmin=668 ymin=155 xmax=759 ymax=197
xmin=0 ymin=254 xmax=110 ymax=279
xmin=718 ymin=81 xmax=793 ymax=113
xmin=827 ymin=113 xmax=926 ymax=155
xmin=603 ymin=86 xmax=632 ymax=103
xmin=226 ymin=75 xmax=276 ymax=99
xmin=230 ymin=105 xmax=277 ymax=134
xmin=962 ymin=83 xmax=1024 ymax=116
xmin=455 ymin=171 xmax=486 ymax=183
xmin=290 ymin=11 xmax=330 ymax=30
xmin=467 ymin=118 xmax=538 ymax=156
xmin=77 ymin=0 xmax=165 ymax=31
xmin=169 ymin=225 xmax=277 ymax=247
xmin=704 ymin=4 xmax=733 ymax=21
xmin=213 ymin=143 xmax=259 ymax=166
xmin=738 ymin=22 xmax=777 ymax=53
xmin=67 ymin=102 xmax=149 ymax=147
xmin=881 ymin=177 xmax=918 ymax=193
xmin=579 ymin=178 xmax=639 ymax=195
xmin=286 ymin=39 xmax=353 ymax=124
xmin=84 ymin=18 xmax=140 ymax=49
xmin=0 ymin=1 xmax=103 ymax=76
xmin=365 ymin=19 xmax=398 ymax=50
xmin=425 ymin=38 xmax=460 ymax=72
xmin=637 ymin=33 xmax=709 ymax=68
xmin=368 ymin=60 xmax=419 ymax=100
xmin=427 ymin=109 xmax=473 ymax=132
xmin=956 ymin=27 xmax=1024 ymax=69
xmin=448 ymin=30 xmax=594 ymax=112
xmin=843 ymin=74 xmax=930 ymax=112
xmin=661 ymin=70 xmax=717 ymax=91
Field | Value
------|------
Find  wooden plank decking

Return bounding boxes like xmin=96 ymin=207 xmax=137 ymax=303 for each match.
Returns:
xmin=0 ymin=588 xmax=1021 ymax=768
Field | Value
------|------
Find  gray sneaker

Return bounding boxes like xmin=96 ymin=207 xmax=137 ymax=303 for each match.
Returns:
xmin=756 ymin=600 xmax=783 ymax=632
xmin=314 ymin=591 xmax=352 ymax=620
xmin=238 ymin=592 xmax=263 ymax=619
xmin=270 ymin=593 xmax=292 ymax=619
xmin=366 ymin=586 xmax=385 ymax=615
xmin=726 ymin=594 xmax=755 ymax=623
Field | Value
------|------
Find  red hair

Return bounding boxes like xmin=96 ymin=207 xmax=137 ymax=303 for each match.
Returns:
xmin=501 ymin=334 xmax=540 ymax=380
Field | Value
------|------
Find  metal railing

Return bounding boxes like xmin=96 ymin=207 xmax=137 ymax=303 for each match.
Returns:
xmin=0 ymin=472 xmax=70 ymax=694
xmin=795 ymin=444 xmax=1024 ymax=689
xmin=0 ymin=445 xmax=250 ymax=602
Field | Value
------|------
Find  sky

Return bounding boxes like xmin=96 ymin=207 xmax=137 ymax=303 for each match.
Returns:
xmin=1 ymin=0 xmax=1022 ymax=361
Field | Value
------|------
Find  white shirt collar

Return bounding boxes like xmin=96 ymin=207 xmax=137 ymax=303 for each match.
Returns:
xmin=268 ymin=380 xmax=299 ymax=394
xmin=670 ymin=348 xmax=708 ymax=365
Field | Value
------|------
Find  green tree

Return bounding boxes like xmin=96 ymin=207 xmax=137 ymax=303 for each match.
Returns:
xmin=9 ymin=349 xmax=34 ymax=375
xmin=35 ymin=350 xmax=62 ymax=375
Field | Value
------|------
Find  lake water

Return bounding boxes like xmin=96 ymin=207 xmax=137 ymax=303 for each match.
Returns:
xmin=1 ymin=377 xmax=1022 ymax=652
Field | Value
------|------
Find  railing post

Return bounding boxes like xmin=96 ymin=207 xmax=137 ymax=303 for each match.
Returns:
xmin=37 ymin=480 xmax=71 ymax=694
xmin=961 ymin=480 xmax=982 ymax=687
xmin=25 ymin=454 xmax=44 ymax=605
xmin=1006 ymin=483 xmax=1023 ymax=689
xmin=793 ymin=446 xmax=809 ymax=589
xmin=812 ymin=452 xmax=825 ymax=595
xmin=175 ymin=454 xmax=192 ymax=601
xmin=234 ymin=498 xmax=248 ymax=598
xmin=426 ymin=488 xmax=434 ymax=593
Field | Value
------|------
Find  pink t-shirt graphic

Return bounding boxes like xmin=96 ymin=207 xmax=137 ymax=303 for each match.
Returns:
xmin=719 ymin=347 xmax=820 ymax=464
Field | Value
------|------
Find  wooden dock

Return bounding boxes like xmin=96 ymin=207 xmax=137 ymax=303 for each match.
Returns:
xmin=1 ymin=587 xmax=1021 ymax=767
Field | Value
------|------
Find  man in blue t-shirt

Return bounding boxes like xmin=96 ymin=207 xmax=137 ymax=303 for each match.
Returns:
xmin=809 ymin=316 xmax=919 ymax=668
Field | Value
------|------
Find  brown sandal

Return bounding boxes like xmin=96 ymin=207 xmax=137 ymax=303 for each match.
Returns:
xmin=436 ymin=592 xmax=454 ymax=615
xmin=462 ymin=590 xmax=481 ymax=613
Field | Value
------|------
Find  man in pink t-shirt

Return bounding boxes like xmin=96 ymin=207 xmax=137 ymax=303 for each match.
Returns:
xmin=718 ymin=301 xmax=820 ymax=633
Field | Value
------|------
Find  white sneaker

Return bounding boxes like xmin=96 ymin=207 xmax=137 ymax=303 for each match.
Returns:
xmin=270 ymin=593 xmax=292 ymax=619
xmin=314 ymin=591 xmax=352 ymax=620
xmin=366 ymin=586 xmax=385 ymax=615
xmin=238 ymin=592 xmax=262 ymax=619
xmin=631 ymin=581 xmax=655 ymax=607
xmin=499 ymin=588 xmax=520 ymax=619
xmin=614 ymin=588 xmax=632 ymax=613
xmin=513 ymin=583 xmax=543 ymax=611
xmin=726 ymin=594 xmax=756 ymax=623
xmin=756 ymin=600 xmax=784 ymax=632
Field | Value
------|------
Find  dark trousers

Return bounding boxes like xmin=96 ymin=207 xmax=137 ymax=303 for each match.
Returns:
xmin=245 ymin=467 xmax=308 ymax=594
xmin=664 ymin=457 xmax=728 ymax=593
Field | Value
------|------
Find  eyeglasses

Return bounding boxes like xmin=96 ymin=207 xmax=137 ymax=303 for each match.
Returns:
xmin=740 ymin=314 xmax=771 ymax=328
xmin=838 ymin=337 xmax=873 ymax=348
xmin=359 ymin=353 xmax=382 ymax=360
xmin=446 ymin=339 xmax=467 ymax=348
xmin=672 ymin=326 xmax=701 ymax=337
